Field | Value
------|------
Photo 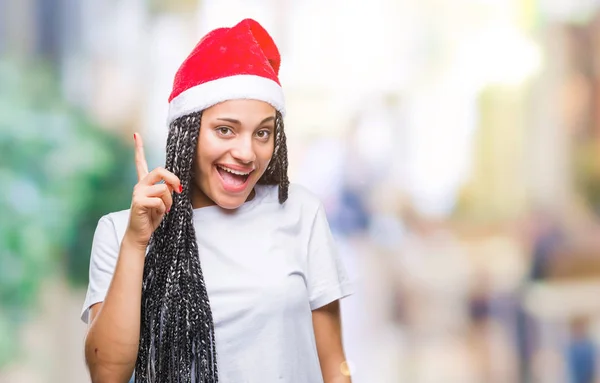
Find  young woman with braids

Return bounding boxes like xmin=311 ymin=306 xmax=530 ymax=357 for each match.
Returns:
xmin=81 ymin=19 xmax=354 ymax=383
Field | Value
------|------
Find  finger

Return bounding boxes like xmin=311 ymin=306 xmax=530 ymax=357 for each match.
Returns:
xmin=136 ymin=196 xmax=167 ymax=215
xmin=134 ymin=132 xmax=149 ymax=182
xmin=145 ymin=184 xmax=173 ymax=212
xmin=141 ymin=167 xmax=182 ymax=193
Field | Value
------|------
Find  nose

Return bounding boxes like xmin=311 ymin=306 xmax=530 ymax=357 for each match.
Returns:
xmin=230 ymin=136 xmax=256 ymax=164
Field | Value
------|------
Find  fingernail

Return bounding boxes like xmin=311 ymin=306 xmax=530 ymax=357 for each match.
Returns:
xmin=178 ymin=185 xmax=183 ymax=193
xmin=167 ymin=208 xmax=170 ymax=213
xmin=133 ymin=133 xmax=136 ymax=140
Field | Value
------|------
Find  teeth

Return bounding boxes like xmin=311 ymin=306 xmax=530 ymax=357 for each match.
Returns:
xmin=217 ymin=165 xmax=251 ymax=176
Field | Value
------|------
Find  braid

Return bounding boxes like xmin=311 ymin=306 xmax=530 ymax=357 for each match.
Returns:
xmin=135 ymin=109 xmax=289 ymax=382
xmin=259 ymin=111 xmax=290 ymax=203
xmin=135 ymin=111 xmax=218 ymax=383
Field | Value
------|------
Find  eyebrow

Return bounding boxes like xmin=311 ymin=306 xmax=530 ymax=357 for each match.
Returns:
xmin=216 ymin=116 xmax=275 ymax=126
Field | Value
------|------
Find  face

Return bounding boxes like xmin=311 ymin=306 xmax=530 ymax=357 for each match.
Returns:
xmin=191 ymin=99 xmax=276 ymax=209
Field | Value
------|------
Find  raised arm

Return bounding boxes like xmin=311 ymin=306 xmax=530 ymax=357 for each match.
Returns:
xmin=84 ymin=133 xmax=182 ymax=382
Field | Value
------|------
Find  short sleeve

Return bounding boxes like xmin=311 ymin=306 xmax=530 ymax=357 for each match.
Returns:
xmin=80 ymin=215 xmax=120 ymax=324
xmin=306 ymin=204 xmax=354 ymax=310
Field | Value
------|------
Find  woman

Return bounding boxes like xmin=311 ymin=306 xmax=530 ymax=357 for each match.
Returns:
xmin=81 ymin=18 xmax=354 ymax=383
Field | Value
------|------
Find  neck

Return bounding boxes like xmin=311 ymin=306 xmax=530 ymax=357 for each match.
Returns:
xmin=191 ymin=189 xmax=215 ymax=210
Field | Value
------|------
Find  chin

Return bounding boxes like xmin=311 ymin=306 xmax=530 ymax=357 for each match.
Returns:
xmin=215 ymin=199 xmax=245 ymax=210
xmin=212 ymin=191 xmax=252 ymax=210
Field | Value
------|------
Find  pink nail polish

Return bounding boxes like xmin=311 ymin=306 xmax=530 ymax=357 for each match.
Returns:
xmin=133 ymin=133 xmax=136 ymax=140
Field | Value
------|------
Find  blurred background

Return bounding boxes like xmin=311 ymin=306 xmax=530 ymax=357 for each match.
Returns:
xmin=2 ymin=0 xmax=600 ymax=382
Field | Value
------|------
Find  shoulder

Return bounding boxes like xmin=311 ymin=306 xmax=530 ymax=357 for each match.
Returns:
xmin=287 ymin=183 xmax=322 ymax=209
xmin=100 ymin=209 xmax=130 ymax=227
xmin=260 ymin=183 xmax=323 ymax=212
xmin=94 ymin=209 xmax=130 ymax=244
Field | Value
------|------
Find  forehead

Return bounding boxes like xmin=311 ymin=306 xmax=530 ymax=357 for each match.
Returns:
xmin=202 ymin=99 xmax=276 ymax=122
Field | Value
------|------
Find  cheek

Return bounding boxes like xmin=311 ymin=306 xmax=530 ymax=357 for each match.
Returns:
xmin=258 ymin=144 xmax=275 ymax=167
xmin=196 ymin=135 xmax=221 ymax=171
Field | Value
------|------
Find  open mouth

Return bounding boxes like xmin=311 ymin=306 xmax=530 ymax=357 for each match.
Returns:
xmin=216 ymin=165 xmax=253 ymax=191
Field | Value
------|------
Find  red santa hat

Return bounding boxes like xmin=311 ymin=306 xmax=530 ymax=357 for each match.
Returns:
xmin=167 ymin=18 xmax=285 ymax=124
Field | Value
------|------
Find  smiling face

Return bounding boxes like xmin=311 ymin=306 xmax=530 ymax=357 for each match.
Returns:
xmin=190 ymin=99 xmax=276 ymax=209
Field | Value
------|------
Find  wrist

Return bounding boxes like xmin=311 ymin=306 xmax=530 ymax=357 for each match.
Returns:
xmin=122 ymin=231 xmax=149 ymax=254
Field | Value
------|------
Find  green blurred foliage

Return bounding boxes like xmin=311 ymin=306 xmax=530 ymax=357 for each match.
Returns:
xmin=0 ymin=58 xmax=134 ymax=366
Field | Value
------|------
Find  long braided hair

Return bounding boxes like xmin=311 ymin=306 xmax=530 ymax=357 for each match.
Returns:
xmin=135 ymin=109 xmax=289 ymax=382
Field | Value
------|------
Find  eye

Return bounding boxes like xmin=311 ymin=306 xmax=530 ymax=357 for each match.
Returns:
xmin=216 ymin=126 xmax=233 ymax=136
xmin=255 ymin=129 xmax=272 ymax=140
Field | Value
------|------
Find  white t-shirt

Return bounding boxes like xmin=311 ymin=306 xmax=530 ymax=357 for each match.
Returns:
xmin=81 ymin=183 xmax=354 ymax=383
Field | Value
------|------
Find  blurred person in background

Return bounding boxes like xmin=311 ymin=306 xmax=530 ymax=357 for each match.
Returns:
xmin=567 ymin=317 xmax=597 ymax=383
xmin=81 ymin=18 xmax=353 ymax=383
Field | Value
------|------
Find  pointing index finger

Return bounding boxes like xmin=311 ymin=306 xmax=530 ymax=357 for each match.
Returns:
xmin=134 ymin=132 xmax=149 ymax=181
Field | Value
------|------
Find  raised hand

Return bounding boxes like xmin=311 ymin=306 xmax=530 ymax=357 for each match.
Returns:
xmin=126 ymin=132 xmax=182 ymax=249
